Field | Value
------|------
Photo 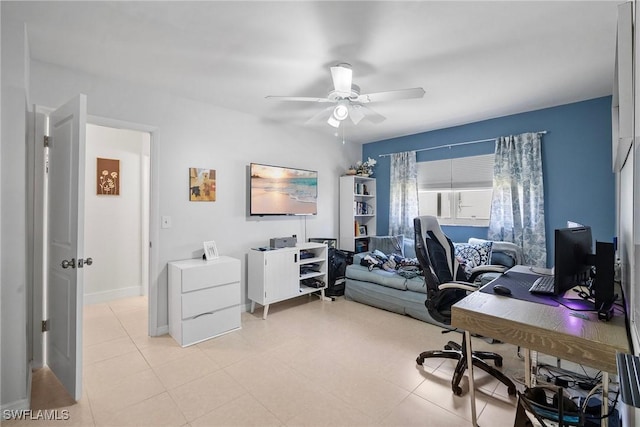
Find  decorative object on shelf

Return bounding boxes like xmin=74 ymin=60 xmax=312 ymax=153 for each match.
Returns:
xmin=351 ymin=157 xmax=377 ymax=177
xmin=359 ymin=225 xmax=367 ymax=236
xmin=345 ymin=169 xmax=357 ymax=175
xmin=189 ymin=168 xmax=216 ymax=201
xmin=203 ymin=240 xmax=219 ymax=260
xmin=97 ymin=157 xmax=120 ymax=195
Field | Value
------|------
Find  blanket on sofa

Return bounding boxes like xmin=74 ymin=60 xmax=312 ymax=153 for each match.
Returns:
xmin=359 ymin=250 xmax=421 ymax=279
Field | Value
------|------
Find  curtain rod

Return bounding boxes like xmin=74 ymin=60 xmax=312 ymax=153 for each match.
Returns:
xmin=377 ymin=130 xmax=547 ymax=158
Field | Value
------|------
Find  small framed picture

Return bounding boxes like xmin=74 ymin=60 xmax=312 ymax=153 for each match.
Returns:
xmin=203 ymin=241 xmax=219 ymax=260
xmin=358 ymin=225 xmax=367 ymax=236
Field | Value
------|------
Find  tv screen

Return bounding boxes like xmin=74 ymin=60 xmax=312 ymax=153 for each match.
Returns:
xmin=249 ymin=163 xmax=318 ymax=216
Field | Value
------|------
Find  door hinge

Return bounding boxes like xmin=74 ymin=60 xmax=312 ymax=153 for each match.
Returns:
xmin=44 ymin=135 xmax=50 ymax=148
xmin=41 ymin=320 xmax=50 ymax=332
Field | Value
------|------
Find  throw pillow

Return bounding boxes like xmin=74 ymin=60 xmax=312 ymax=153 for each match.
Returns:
xmin=454 ymin=241 xmax=493 ymax=269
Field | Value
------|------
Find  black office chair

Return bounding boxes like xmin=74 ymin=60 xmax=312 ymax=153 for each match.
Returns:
xmin=414 ymin=215 xmax=517 ymax=396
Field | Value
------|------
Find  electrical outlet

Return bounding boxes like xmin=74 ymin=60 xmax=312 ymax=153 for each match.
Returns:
xmin=161 ymin=216 xmax=172 ymax=229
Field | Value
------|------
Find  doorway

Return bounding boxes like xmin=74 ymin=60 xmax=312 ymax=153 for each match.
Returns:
xmin=29 ymin=102 xmax=160 ymax=404
xmin=84 ymin=124 xmax=151 ymax=304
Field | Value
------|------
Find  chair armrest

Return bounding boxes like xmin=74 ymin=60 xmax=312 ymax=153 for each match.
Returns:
xmin=438 ymin=282 xmax=478 ymax=292
xmin=468 ymin=265 xmax=508 ymax=283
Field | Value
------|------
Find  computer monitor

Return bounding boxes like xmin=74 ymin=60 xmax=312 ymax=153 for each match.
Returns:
xmin=554 ymin=226 xmax=593 ymax=295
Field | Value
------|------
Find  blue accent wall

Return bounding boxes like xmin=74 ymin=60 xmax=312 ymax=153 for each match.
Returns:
xmin=362 ymin=96 xmax=614 ymax=266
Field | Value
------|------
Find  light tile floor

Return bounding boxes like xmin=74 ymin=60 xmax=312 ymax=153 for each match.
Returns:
xmin=9 ymin=295 xmax=526 ymax=426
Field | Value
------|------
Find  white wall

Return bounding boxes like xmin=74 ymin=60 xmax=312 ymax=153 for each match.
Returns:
xmin=29 ymin=59 xmax=360 ymax=332
xmin=1 ymin=8 xmax=361 ymax=409
xmin=1 ymin=13 xmax=30 ymax=410
xmin=84 ymin=124 xmax=150 ymax=304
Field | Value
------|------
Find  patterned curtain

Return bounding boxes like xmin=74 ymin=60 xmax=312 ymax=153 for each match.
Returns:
xmin=389 ymin=151 xmax=419 ymax=237
xmin=488 ymin=132 xmax=547 ymax=267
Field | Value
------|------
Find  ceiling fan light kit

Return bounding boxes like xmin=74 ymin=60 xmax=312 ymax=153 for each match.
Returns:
xmin=266 ymin=63 xmax=425 ymax=129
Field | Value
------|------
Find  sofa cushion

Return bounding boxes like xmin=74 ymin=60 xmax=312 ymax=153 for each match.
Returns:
xmin=489 ymin=251 xmax=516 ymax=268
xmin=403 ymin=239 xmax=416 ymax=259
xmin=468 ymin=237 xmax=523 ymax=266
xmin=345 ymin=264 xmax=409 ymax=291
xmin=405 ymin=275 xmax=427 ymax=293
xmin=369 ymin=235 xmax=404 ymax=256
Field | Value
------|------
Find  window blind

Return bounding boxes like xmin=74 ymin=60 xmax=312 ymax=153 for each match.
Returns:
xmin=417 ymin=154 xmax=494 ymax=191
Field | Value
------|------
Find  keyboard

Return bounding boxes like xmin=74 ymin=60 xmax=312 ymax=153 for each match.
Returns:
xmin=528 ymin=275 xmax=556 ymax=295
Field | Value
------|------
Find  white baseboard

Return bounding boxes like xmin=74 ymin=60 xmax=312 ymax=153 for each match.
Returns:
xmin=155 ymin=325 xmax=169 ymax=336
xmin=84 ymin=286 xmax=143 ymax=305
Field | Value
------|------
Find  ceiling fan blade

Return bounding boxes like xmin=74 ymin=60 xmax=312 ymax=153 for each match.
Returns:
xmin=305 ymin=106 xmax=334 ymax=125
xmin=265 ymin=95 xmax=333 ymax=103
xmin=348 ymin=104 xmax=365 ymax=125
xmin=330 ymin=63 xmax=353 ymax=96
xmin=357 ymin=87 xmax=425 ymax=103
xmin=360 ymin=105 xmax=386 ymax=124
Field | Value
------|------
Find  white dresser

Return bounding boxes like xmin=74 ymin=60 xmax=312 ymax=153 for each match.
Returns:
xmin=168 ymin=256 xmax=241 ymax=347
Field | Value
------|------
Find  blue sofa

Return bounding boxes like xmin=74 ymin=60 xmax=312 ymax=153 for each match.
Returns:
xmin=344 ymin=235 xmax=522 ymax=327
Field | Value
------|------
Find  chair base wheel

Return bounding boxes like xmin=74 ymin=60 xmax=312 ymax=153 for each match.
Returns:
xmin=416 ymin=356 xmax=424 ymax=365
xmin=453 ymin=386 xmax=463 ymax=396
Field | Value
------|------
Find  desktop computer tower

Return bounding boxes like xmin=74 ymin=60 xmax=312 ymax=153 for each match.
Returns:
xmin=593 ymin=241 xmax=615 ymax=320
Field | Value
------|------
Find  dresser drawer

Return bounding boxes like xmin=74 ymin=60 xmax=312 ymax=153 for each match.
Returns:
xmin=181 ymin=282 xmax=239 ymax=319
xmin=181 ymin=259 xmax=241 ymax=292
xmin=181 ymin=306 xmax=240 ymax=346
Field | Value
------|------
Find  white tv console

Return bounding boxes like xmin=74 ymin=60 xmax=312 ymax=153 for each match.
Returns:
xmin=248 ymin=242 xmax=328 ymax=319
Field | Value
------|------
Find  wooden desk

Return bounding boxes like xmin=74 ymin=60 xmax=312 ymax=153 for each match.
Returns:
xmin=452 ymin=285 xmax=630 ymax=426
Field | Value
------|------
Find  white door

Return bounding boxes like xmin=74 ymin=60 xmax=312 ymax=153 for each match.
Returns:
xmin=47 ymin=94 xmax=87 ymax=400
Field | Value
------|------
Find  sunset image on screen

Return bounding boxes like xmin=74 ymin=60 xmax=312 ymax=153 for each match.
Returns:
xmin=250 ymin=164 xmax=317 ymax=215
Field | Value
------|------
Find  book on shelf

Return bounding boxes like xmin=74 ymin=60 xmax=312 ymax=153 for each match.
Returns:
xmin=354 ymin=201 xmax=372 ymax=215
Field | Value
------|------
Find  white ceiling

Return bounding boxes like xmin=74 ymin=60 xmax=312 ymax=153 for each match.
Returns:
xmin=7 ymin=1 xmax=620 ymax=144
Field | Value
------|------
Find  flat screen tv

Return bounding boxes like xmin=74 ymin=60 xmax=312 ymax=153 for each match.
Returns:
xmin=249 ymin=163 xmax=318 ymax=216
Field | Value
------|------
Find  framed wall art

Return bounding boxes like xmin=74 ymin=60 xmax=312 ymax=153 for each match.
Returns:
xmin=97 ymin=157 xmax=120 ymax=195
xmin=189 ymin=168 xmax=216 ymax=201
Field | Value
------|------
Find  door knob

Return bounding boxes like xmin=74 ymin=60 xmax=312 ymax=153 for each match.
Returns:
xmin=61 ymin=258 xmax=76 ymax=269
xmin=78 ymin=257 xmax=93 ymax=268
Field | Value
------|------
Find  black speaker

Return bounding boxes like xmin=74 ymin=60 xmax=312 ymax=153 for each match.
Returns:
xmin=594 ymin=241 xmax=615 ymax=318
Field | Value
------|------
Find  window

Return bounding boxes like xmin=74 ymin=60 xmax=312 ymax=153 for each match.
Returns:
xmin=417 ymin=154 xmax=494 ymax=226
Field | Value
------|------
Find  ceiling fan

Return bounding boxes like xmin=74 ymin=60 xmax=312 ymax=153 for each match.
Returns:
xmin=266 ymin=63 xmax=425 ymax=128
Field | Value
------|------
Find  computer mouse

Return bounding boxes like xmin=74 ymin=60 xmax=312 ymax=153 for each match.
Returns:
xmin=493 ymin=285 xmax=512 ymax=296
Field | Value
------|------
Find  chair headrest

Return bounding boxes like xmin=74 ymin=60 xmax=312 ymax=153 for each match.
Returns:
xmin=415 ymin=215 xmax=455 ymax=277
xmin=417 ymin=216 xmax=447 ymax=245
